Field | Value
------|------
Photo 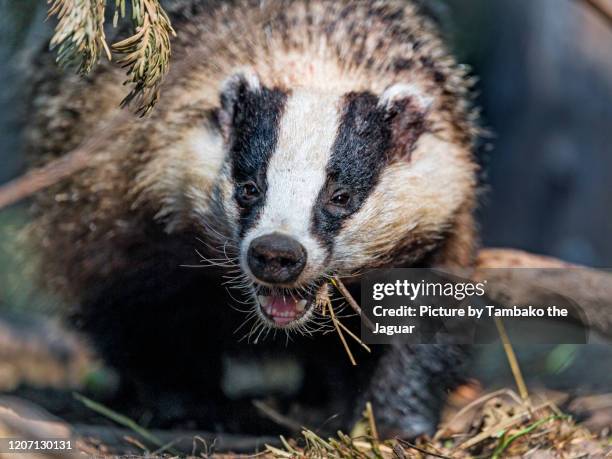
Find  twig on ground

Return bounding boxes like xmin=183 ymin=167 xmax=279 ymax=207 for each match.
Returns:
xmin=123 ymin=435 xmax=147 ymax=452
xmin=365 ymin=402 xmax=379 ymax=442
xmin=457 ymin=401 xmax=555 ymax=450
xmin=494 ymin=317 xmax=529 ymax=402
xmin=490 ymin=415 xmax=563 ymax=459
xmin=434 ymin=388 xmax=524 ymax=440
xmin=252 ymin=400 xmax=303 ymax=433
xmin=265 ymin=443 xmax=294 ymax=458
xmin=73 ymin=392 xmax=176 ymax=454
xmin=279 ymin=435 xmax=299 ymax=455
xmin=396 ymin=438 xmax=452 ymax=459
xmin=392 ymin=443 xmax=406 ymax=459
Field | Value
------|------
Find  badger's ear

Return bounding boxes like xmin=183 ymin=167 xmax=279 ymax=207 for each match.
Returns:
xmin=378 ymin=83 xmax=433 ymax=159
xmin=218 ymin=69 xmax=262 ymax=140
xmin=379 ymin=82 xmax=433 ymax=113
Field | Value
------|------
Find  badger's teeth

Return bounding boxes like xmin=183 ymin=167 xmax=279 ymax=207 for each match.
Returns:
xmin=296 ymin=299 xmax=307 ymax=312
xmin=258 ymin=295 xmax=271 ymax=307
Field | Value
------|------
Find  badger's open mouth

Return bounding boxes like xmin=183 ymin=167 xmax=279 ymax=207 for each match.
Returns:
xmin=257 ymin=293 xmax=309 ymax=326
xmin=253 ymin=282 xmax=325 ymax=328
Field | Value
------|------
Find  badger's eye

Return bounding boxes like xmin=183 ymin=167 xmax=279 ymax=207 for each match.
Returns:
xmin=329 ymin=190 xmax=351 ymax=207
xmin=236 ymin=181 xmax=260 ymax=205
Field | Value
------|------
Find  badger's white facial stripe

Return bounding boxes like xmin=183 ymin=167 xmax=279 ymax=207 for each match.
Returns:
xmin=240 ymin=89 xmax=341 ymax=283
xmin=184 ymin=127 xmax=225 ymax=220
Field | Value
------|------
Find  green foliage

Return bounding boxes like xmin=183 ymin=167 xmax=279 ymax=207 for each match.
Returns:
xmin=545 ymin=344 xmax=579 ymax=375
xmin=47 ymin=0 xmax=176 ymax=114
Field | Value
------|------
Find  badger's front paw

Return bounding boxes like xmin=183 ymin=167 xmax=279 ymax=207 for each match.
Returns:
xmin=368 ymin=391 xmax=439 ymax=440
xmin=360 ymin=344 xmax=470 ymax=441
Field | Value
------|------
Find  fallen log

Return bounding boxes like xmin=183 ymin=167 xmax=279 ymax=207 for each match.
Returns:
xmin=0 ymin=396 xmax=279 ymax=456
xmin=474 ymin=248 xmax=612 ymax=339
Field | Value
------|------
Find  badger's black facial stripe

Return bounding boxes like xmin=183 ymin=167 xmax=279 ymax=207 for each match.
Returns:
xmin=223 ymin=82 xmax=288 ymax=237
xmin=311 ymin=90 xmax=430 ymax=249
xmin=311 ymin=91 xmax=393 ymax=247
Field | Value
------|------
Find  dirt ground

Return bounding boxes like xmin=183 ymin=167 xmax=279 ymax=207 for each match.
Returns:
xmin=0 ymin=313 xmax=610 ymax=458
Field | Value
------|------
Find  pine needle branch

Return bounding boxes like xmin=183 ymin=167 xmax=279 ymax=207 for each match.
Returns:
xmin=47 ymin=0 xmax=175 ymax=115
xmin=112 ymin=0 xmax=176 ymax=115
xmin=48 ymin=0 xmax=111 ymax=74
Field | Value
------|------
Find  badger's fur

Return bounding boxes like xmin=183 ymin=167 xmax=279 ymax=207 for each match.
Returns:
xmin=25 ymin=0 xmax=480 ymax=437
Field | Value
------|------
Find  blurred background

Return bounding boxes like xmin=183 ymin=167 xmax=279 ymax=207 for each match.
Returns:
xmin=0 ymin=0 xmax=610 ymax=433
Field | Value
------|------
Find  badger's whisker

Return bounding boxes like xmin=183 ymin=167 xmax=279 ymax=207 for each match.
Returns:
xmin=234 ymin=310 xmax=258 ymax=335
xmin=224 ymin=278 xmax=255 ymax=304
xmin=252 ymin=321 xmax=269 ymax=344
xmin=242 ymin=320 xmax=262 ymax=343
xmin=262 ymin=326 xmax=274 ymax=342
xmin=195 ymin=235 xmax=234 ymax=257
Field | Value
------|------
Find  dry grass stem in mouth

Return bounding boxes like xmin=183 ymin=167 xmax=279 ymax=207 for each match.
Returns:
xmin=327 ymin=299 xmax=357 ymax=366
xmin=315 ymin=283 xmax=330 ymax=316
xmin=329 ymin=278 xmax=531 ymax=396
xmin=331 ymin=277 xmax=375 ymax=331
xmin=317 ymin=282 xmax=371 ymax=365
xmin=334 ymin=317 xmax=371 ymax=353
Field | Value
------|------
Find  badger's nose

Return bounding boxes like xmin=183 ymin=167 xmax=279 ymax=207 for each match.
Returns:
xmin=247 ymin=233 xmax=307 ymax=284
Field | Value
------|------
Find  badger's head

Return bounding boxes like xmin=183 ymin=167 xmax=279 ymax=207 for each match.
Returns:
xmin=212 ymin=70 xmax=477 ymax=330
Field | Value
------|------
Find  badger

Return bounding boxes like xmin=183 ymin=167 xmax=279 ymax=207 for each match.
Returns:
xmin=24 ymin=0 xmax=480 ymax=438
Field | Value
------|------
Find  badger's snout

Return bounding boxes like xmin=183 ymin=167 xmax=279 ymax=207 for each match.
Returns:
xmin=247 ymin=233 xmax=307 ymax=284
